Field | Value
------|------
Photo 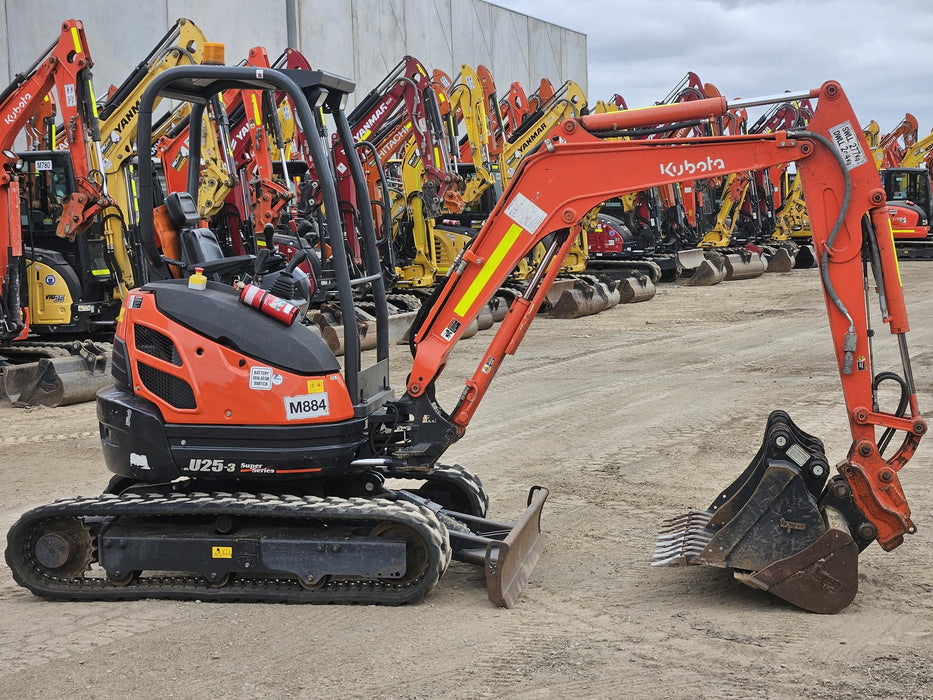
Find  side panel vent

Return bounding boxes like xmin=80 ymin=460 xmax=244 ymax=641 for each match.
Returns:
xmin=137 ymin=361 xmax=197 ymax=409
xmin=135 ymin=325 xmax=183 ymax=366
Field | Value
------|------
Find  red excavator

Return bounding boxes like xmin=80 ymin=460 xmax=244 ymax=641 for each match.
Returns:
xmin=6 ymin=69 xmax=924 ymax=614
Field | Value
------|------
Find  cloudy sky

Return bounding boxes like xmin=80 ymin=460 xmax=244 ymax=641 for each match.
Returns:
xmin=493 ymin=0 xmax=933 ymax=135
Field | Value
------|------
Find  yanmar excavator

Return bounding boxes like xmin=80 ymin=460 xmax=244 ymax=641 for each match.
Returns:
xmin=6 ymin=73 xmax=924 ymax=615
xmin=0 ymin=20 xmax=116 ymax=406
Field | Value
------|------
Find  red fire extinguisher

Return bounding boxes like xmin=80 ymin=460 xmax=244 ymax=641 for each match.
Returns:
xmin=238 ymin=284 xmax=300 ymax=325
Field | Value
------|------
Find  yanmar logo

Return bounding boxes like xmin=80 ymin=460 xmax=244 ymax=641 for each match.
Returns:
xmin=353 ymin=101 xmax=390 ymax=141
xmin=3 ymin=92 xmax=32 ymax=125
xmin=113 ymin=98 xmax=141 ymax=137
xmin=516 ymin=120 xmax=551 ymax=153
xmin=659 ymin=156 xmax=726 ymax=178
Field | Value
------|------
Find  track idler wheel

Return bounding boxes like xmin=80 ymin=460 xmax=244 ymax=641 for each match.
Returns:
xmin=653 ymin=410 xmax=862 ymax=613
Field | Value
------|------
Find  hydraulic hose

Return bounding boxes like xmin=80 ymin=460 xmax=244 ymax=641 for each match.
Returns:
xmin=788 ymin=128 xmax=857 ymax=373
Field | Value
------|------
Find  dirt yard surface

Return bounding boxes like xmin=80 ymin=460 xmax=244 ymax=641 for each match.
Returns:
xmin=1 ymin=263 xmax=931 ymax=699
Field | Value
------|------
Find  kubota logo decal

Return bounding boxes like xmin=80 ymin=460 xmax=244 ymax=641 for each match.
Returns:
xmin=659 ymin=157 xmax=726 ymax=178
xmin=3 ymin=92 xmax=32 ymax=125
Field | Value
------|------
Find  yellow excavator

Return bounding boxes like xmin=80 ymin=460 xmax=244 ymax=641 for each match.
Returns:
xmin=93 ymin=18 xmax=210 ymax=292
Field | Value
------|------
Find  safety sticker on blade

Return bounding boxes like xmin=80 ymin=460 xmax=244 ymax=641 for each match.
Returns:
xmin=212 ymin=546 xmax=232 ymax=559
xmin=828 ymin=121 xmax=868 ymax=170
xmin=284 ymin=393 xmax=330 ymax=420
xmin=505 ymin=192 xmax=547 ymax=233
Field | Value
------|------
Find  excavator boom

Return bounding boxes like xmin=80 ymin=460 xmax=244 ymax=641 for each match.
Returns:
xmin=396 ymin=82 xmax=924 ymax=611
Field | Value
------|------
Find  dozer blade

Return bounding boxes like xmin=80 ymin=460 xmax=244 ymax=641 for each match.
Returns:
xmin=653 ymin=410 xmax=862 ymax=613
xmin=618 ymin=273 xmax=656 ymax=303
xmin=2 ymin=347 xmax=112 ymax=407
xmin=485 ymin=486 xmax=548 ymax=608
xmin=723 ymin=250 xmax=767 ymax=280
xmin=445 ymin=486 xmax=548 ymax=608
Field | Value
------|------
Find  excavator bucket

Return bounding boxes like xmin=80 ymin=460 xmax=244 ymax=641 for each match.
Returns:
xmin=761 ymin=244 xmax=797 ymax=273
xmin=675 ymin=247 xmax=707 ymax=275
xmin=1 ymin=341 xmax=112 ymax=407
xmin=447 ymin=486 xmax=549 ymax=608
xmin=618 ymin=272 xmax=656 ymax=303
xmin=313 ymin=304 xmax=419 ymax=355
xmin=682 ymin=252 xmax=726 ymax=286
xmin=653 ymin=410 xmax=860 ymax=613
xmin=547 ymin=277 xmax=620 ymax=319
xmin=794 ymin=244 xmax=818 ymax=269
xmin=723 ymin=250 xmax=768 ymax=280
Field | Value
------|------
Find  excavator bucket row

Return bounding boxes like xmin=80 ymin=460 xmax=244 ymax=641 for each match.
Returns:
xmin=1 ymin=341 xmax=112 ymax=407
xmin=677 ymin=248 xmax=768 ymax=285
xmin=653 ymin=410 xmax=859 ymax=613
xmin=546 ymin=275 xmax=621 ymax=319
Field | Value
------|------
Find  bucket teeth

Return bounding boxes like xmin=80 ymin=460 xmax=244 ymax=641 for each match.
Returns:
xmin=657 ymin=510 xmax=713 ymax=534
xmin=652 ymin=510 xmax=717 ymax=566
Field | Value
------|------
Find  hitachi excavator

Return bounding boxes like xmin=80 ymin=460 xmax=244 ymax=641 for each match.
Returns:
xmin=6 ymin=70 xmax=924 ymax=615
xmin=0 ymin=20 xmax=116 ymax=406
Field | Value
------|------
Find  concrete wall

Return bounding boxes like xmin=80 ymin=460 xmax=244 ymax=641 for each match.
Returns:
xmin=2 ymin=0 xmax=587 ymax=109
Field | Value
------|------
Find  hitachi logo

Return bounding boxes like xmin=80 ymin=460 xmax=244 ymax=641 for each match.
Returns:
xmin=353 ymin=102 xmax=390 ymax=141
xmin=3 ymin=92 xmax=32 ymax=125
xmin=377 ymin=126 xmax=410 ymax=160
xmin=659 ymin=157 xmax=726 ymax=178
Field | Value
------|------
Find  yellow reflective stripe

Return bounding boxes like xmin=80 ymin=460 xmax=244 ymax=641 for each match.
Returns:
xmin=71 ymin=27 xmax=82 ymax=54
xmin=91 ymin=268 xmax=110 ymax=276
xmin=88 ymin=81 xmax=99 ymax=118
xmin=251 ymin=94 xmax=262 ymax=126
xmin=454 ymin=223 xmax=523 ymax=317
xmin=434 ymin=146 xmax=440 ymax=168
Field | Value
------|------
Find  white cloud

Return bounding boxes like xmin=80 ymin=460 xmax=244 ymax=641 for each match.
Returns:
xmin=492 ymin=0 xmax=933 ymax=132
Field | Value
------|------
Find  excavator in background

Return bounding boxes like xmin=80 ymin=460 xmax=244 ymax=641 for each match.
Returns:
xmin=876 ymin=126 xmax=933 ymax=258
xmin=6 ymin=72 xmax=923 ymax=616
xmin=698 ymin=98 xmax=815 ymax=274
xmin=588 ymin=72 xmax=716 ymax=286
xmin=871 ymin=113 xmax=918 ymax=169
xmin=340 ymin=55 xmax=463 ymax=269
xmin=92 ymin=17 xmax=210 ymax=292
xmin=0 ymin=20 xmax=117 ymax=406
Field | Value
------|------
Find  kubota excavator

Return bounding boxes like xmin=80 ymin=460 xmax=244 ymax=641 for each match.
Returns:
xmin=6 ymin=72 xmax=924 ymax=615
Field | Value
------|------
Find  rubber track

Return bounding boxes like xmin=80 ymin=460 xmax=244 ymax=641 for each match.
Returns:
xmin=386 ymin=463 xmax=490 ymax=517
xmin=6 ymin=492 xmax=452 ymax=605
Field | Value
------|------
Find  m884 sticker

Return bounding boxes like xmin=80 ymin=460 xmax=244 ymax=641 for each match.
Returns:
xmin=284 ymin=392 xmax=330 ymax=420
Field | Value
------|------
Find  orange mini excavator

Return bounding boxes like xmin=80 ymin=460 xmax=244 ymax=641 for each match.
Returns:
xmin=7 ymin=69 xmax=924 ymax=613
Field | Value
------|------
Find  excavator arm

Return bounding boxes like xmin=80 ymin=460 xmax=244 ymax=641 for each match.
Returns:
xmin=0 ymin=19 xmax=111 ymax=340
xmin=389 ymin=81 xmax=924 ymax=612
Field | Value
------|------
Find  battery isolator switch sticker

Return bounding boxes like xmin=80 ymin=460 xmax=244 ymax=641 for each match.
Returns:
xmin=828 ymin=121 xmax=868 ymax=170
